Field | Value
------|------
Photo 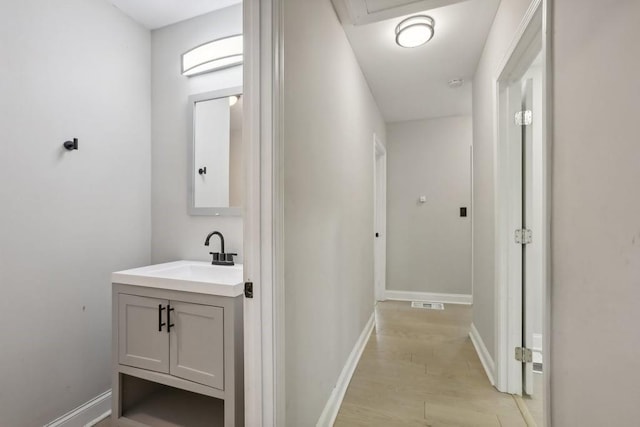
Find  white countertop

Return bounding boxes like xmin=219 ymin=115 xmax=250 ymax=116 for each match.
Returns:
xmin=112 ymin=260 xmax=244 ymax=297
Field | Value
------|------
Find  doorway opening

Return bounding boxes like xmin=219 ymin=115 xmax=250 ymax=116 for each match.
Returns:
xmin=494 ymin=1 xmax=549 ymax=425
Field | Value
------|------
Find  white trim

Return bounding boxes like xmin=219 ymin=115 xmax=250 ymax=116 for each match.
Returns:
xmin=272 ymin=0 xmax=286 ymax=423
xmin=470 ymin=144 xmax=474 ymax=299
xmin=84 ymin=411 xmax=110 ymax=427
xmin=316 ymin=313 xmax=375 ymax=427
xmin=532 ymin=333 xmax=543 ymax=352
xmin=385 ymin=290 xmax=472 ymax=305
xmin=469 ymin=324 xmax=496 ymax=386
xmin=493 ymin=0 xmax=543 ymax=394
xmin=243 ymin=0 xmax=284 ymax=425
xmin=44 ymin=390 xmax=111 ymax=427
xmin=494 ymin=0 xmax=543 ymax=79
xmin=243 ymin=0 xmax=264 ymax=424
xmin=373 ymin=133 xmax=387 ymax=302
xmin=493 ymin=0 xmax=550 ymax=404
xmin=542 ymin=2 xmax=553 ymax=425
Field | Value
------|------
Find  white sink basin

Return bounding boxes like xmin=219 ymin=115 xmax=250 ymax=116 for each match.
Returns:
xmin=112 ymin=260 xmax=244 ymax=297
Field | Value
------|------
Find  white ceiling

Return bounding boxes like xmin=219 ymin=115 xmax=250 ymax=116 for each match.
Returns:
xmin=110 ymin=0 xmax=242 ymax=30
xmin=340 ymin=0 xmax=500 ymax=122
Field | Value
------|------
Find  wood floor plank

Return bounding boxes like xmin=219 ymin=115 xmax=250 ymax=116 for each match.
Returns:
xmin=335 ymin=301 xmax=527 ymax=426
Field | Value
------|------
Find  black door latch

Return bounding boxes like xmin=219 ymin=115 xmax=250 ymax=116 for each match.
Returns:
xmin=244 ymin=282 xmax=253 ymax=298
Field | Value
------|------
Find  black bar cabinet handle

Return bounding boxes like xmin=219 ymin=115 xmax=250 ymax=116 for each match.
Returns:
xmin=158 ymin=304 xmax=166 ymax=331
xmin=167 ymin=305 xmax=175 ymax=333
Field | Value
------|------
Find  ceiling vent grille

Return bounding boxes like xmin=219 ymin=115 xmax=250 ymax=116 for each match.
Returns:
xmin=411 ymin=301 xmax=444 ymax=310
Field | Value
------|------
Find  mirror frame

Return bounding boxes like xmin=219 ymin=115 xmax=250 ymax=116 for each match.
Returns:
xmin=188 ymin=85 xmax=244 ymax=216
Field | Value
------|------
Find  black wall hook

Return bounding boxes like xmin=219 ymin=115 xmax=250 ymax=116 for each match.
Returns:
xmin=63 ymin=138 xmax=78 ymax=151
xmin=199 ymin=166 xmax=207 ymax=175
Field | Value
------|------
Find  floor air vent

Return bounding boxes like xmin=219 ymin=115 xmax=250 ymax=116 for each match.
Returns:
xmin=411 ymin=301 xmax=444 ymax=310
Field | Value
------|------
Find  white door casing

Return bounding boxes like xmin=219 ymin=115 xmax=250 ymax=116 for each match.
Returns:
xmin=373 ymin=134 xmax=387 ymax=302
xmin=243 ymin=0 xmax=284 ymax=425
xmin=494 ymin=4 xmax=551 ymax=425
xmin=494 ymin=0 xmax=544 ymax=395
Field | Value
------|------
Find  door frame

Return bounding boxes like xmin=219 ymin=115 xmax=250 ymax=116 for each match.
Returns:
xmin=373 ymin=134 xmax=387 ymax=302
xmin=243 ymin=0 xmax=285 ymax=425
xmin=493 ymin=0 xmax=551 ymax=423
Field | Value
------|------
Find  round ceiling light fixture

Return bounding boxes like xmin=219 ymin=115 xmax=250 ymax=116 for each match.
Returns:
xmin=395 ymin=15 xmax=435 ymax=48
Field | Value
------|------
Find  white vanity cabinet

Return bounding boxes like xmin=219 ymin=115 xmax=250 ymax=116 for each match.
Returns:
xmin=112 ymin=277 xmax=243 ymax=427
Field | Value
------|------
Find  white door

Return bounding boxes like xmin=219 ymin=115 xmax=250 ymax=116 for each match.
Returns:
xmin=522 ymin=67 xmax=545 ymax=397
xmin=521 ymin=77 xmax=535 ymax=396
xmin=118 ymin=294 xmax=169 ymax=373
xmin=373 ymin=135 xmax=387 ymax=302
xmin=169 ymin=301 xmax=225 ymax=390
xmin=506 ymin=81 xmax=525 ymax=394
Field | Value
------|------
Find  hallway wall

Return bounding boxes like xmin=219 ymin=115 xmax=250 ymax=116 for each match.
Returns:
xmin=471 ymin=0 xmax=533 ymax=362
xmin=551 ymin=0 xmax=640 ymax=424
xmin=386 ymin=116 xmax=472 ymax=297
xmin=282 ymin=0 xmax=386 ymax=424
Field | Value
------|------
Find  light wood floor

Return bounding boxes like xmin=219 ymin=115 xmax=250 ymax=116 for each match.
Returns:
xmin=334 ymin=301 xmax=530 ymax=427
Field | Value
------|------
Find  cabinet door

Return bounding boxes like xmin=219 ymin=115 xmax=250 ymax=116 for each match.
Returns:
xmin=169 ymin=301 xmax=224 ymax=390
xmin=118 ymin=294 xmax=169 ymax=373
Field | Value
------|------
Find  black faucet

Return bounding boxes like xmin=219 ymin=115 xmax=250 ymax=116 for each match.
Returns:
xmin=204 ymin=231 xmax=237 ymax=266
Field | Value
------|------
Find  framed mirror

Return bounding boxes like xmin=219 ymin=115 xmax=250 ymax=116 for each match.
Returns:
xmin=188 ymin=86 xmax=243 ymax=216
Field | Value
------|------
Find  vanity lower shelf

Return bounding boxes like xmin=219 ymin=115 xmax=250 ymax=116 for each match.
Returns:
xmin=119 ymin=374 xmax=224 ymax=427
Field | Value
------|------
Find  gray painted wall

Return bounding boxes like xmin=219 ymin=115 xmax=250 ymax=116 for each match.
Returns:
xmin=551 ymin=1 xmax=640 ymax=424
xmin=387 ymin=116 xmax=472 ymax=295
xmin=471 ymin=0 xmax=533 ymax=360
xmin=283 ymin=0 xmax=386 ymax=424
xmin=151 ymin=5 xmax=243 ymax=264
xmin=0 ymin=1 xmax=151 ymax=425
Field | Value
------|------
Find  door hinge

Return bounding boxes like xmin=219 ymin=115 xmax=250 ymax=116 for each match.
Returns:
xmin=244 ymin=282 xmax=253 ymax=298
xmin=514 ymin=110 xmax=532 ymax=126
xmin=514 ymin=229 xmax=532 ymax=244
xmin=515 ymin=347 xmax=533 ymax=363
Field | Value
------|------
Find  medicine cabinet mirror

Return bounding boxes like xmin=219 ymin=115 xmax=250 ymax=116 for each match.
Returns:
xmin=188 ymin=86 xmax=243 ymax=216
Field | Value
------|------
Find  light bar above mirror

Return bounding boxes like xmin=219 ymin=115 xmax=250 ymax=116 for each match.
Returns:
xmin=182 ymin=34 xmax=243 ymax=77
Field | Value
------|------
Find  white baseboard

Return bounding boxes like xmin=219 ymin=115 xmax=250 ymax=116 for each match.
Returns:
xmin=385 ymin=290 xmax=472 ymax=305
xmin=84 ymin=411 xmax=110 ymax=427
xmin=316 ymin=313 xmax=375 ymax=427
xmin=44 ymin=390 xmax=111 ymax=427
xmin=469 ymin=323 xmax=495 ymax=385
